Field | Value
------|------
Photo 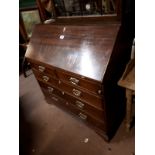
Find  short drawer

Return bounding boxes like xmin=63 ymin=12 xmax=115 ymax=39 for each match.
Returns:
xmin=33 ymin=69 xmax=59 ymax=87
xmin=58 ymin=80 xmax=103 ymax=109
xmin=30 ymin=62 xmax=57 ymax=78
xmin=56 ymin=70 xmax=103 ymax=96
xmin=39 ymin=81 xmax=65 ymax=98
xmin=39 ymin=81 xmax=104 ymax=121
xmin=45 ymin=93 xmax=105 ymax=131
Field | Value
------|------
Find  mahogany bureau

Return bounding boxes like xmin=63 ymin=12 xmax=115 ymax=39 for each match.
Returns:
xmin=25 ymin=24 xmax=129 ymax=141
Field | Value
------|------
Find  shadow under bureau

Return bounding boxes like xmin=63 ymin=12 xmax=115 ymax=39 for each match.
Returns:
xmin=25 ymin=24 xmax=130 ymax=141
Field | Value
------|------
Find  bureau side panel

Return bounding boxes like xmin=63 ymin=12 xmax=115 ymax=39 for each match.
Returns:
xmin=102 ymin=26 xmax=133 ymax=139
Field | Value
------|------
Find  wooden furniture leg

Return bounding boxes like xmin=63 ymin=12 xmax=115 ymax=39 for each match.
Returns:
xmin=126 ymin=89 xmax=132 ymax=132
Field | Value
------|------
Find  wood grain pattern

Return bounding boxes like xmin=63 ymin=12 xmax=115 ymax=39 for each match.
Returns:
xmin=44 ymin=91 xmax=106 ymax=130
xmin=26 ymin=24 xmax=120 ymax=82
xmin=25 ymin=24 xmax=132 ymax=141
xmin=56 ymin=69 xmax=102 ymax=96
xmin=38 ymin=80 xmax=105 ymax=120
xmin=30 ymin=59 xmax=103 ymax=95
xmin=33 ymin=69 xmax=103 ymax=110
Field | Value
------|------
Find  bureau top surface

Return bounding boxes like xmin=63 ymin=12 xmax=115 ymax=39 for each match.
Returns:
xmin=26 ymin=24 xmax=120 ymax=82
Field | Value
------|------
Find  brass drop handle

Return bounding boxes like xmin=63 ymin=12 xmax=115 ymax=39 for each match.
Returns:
xmin=69 ymin=77 xmax=79 ymax=85
xmin=72 ymin=89 xmax=81 ymax=97
xmin=98 ymin=90 xmax=102 ymax=95
xmin=76 ymin=101 xmax=85 ymax=109
xmin=47 ymin=86 xmax=54 ymax=93
xmin=42 ymin=76 xmax=49 ymax=82
xmin=52 ymin=96 xmax=58 ymax=101
xmin=38 ymin=66 xmax=45 ymax=72
xmin=79 ymin=113 xmax=87 ymax=120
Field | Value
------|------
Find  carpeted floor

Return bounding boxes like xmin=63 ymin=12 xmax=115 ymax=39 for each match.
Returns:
xmin=19 ymin=73 xmax=135 ymax=155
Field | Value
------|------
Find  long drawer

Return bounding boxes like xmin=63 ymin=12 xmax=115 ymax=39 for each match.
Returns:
xmin=39 ymin=81 xmax=105 ymax=121
xmin=43 ymin=91 xmax=105 ymax=131
xmin=58 ymin=80 xmax=103 ymax=109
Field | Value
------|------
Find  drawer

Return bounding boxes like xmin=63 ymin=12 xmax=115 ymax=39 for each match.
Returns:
xmin=30 ymin=62 xmax=57 ymax=78
xmin=62 ymin=93 xmax=104 ymax=121
xmin=68 ymin=103 xmax=105 ymax=131
xmin=39 ymin=81 xmax=65 ymax=99
xmin=33 ymin=69 xmax=59 ymax=87
xmin=57 ymin=70 xmax=103 ymax=96
xmin=39 ymin=81 xmax=105 ymax=121
xmin=45 ymin=92 xmax=105 ymax=131
xmin=58 ymin=80 xmax=103 ymax=109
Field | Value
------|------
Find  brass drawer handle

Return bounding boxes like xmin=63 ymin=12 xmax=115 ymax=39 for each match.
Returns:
xmin=47 ymin=86 xmax=54 ymax=93
xmin=42 ymin=76 xmax=49 ymax=82
xmin=69 ymin=77 xmax=79 ymax=85
xmin=72 ymin=89 xmax=81 ymax=97
xmin=76 ymin=101 xmax=84 ymax=109
xmin=79 ymin=113 xmax=87 ymax=120
xmin=38 ymin=65 xmax=45 ymax=72
xmin=52 ymin=96 xmax=58 ymax=101
xmin=98 ymin=90 xmax=102 ymax=95
xmin=66 ymin=102 xmax=69 ymax=105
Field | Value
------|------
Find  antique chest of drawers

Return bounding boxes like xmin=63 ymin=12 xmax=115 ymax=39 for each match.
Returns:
xmin=25 ymin=24 xmax=129 ymax=141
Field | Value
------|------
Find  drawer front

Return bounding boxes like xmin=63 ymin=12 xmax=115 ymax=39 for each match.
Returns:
xmin=39 ymin=81 xmax=104 ymax=121
xmin=33 ymin=69 xmax=59 ymax=87
xmin=33 ymin=69 xmax=103 ymax=111
xmin=30 ymin=62 xmax=57 ymax=78
xmin=62 ymin=93 xmax=104 ymax=121
xmin=58 ymin=80 xmax=103 ymax=109
xmin=39 ymin=81 xmax=65 ymax=99
xmin=45 ymin=92 xmax=105 ymax=131
xmin=68 ymin=103 xmax=105 ymax=131
xmin=57 ymin=70 xmax=103 ymax=96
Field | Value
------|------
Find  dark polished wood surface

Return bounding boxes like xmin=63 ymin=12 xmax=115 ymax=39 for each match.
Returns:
xmin=32 ymin=69 xmax=103 ymax=109
xmin=25 ymin=23 xmax=132 ymax=141
xmin=26 ymin=24 xmax=120 ymax=82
